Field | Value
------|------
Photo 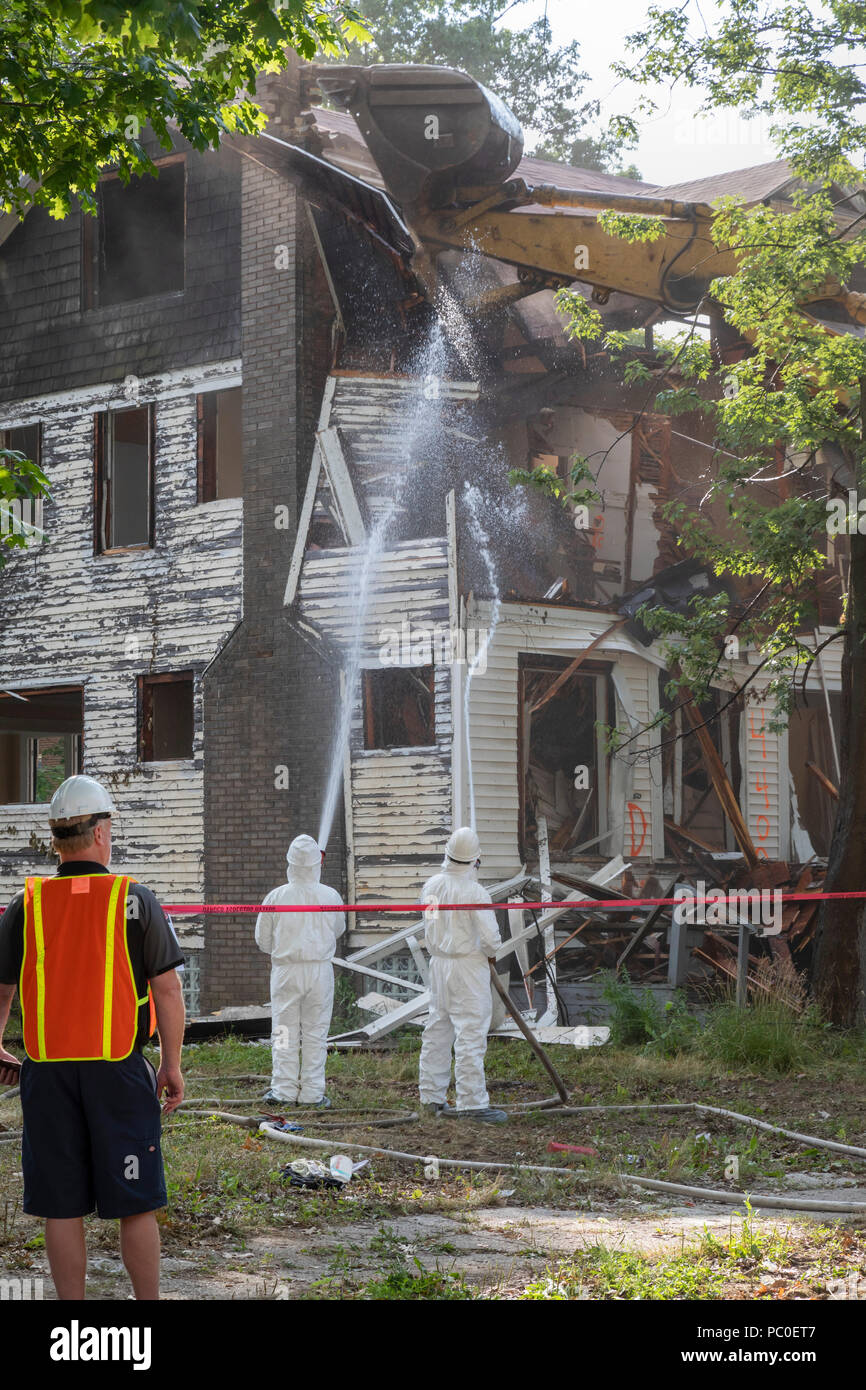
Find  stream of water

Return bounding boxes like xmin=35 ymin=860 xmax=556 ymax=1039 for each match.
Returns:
xmin=316 ymin=322 xmax=451 ymax=850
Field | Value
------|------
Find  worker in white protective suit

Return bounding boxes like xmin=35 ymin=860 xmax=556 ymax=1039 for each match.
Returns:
xmin=418 ymin=827 xmax=507 ymax=1124
xmin=255 ymin=835 xmax=346 ymax=1107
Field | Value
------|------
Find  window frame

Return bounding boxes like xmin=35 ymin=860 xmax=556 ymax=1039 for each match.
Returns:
xmin=0 ymin=423 xmax=42 ymax=470
xmin=361 ymin=665 xmax=436 ymax=752
xmin=517 ymin=653 xmax=611 ymax=862
xmin=93 ymin=403 xmax=156 ymax=555
xmin=138 ymin=670 xmax=195 ymax=763
xmin=81 ymin=153 xmax=187 ymax=312
xmin=196 ymin=387 xmax=243 ymax=504
xmin=0 ymin=685 xmax=84 ymax=806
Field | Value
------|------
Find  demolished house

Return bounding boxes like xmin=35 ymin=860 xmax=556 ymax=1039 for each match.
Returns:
xmin=0 ymin=57 xmax=849 ymax=1017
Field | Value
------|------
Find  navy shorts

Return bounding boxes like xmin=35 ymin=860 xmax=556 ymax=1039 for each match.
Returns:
xmin=20 ymin=1052 xmax=167 ymax=1219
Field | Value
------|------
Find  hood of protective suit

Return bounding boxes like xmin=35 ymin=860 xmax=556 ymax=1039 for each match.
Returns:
xmin=286 ymin=834 xmax=322 ymax=886
xmin=287 ymin=858 xmax=322 ymax=886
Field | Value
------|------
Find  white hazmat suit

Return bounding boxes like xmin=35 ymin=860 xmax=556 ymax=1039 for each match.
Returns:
xmin=255 ymin=835 xmax=346 ymax=1104
xmin=418 ymin=829 xmax=502 ymax=1113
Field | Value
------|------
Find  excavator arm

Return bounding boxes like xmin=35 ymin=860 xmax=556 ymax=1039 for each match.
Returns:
xmin=310 ymin=63 xmax=866 ymax=326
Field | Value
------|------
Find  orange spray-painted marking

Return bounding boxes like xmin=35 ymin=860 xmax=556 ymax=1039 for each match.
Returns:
xmin=627 ymin=802 xmax=648 ymax=856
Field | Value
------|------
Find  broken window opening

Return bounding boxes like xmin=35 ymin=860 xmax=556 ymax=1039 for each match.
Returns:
xmin=1 ymin=423 xmax=42 ymax=469
xmin=308 ymin=505 xmax=344 ymax=549
xmin=94 ymin=405 xmax=154 ymax=552
xmin=0 ymin=687 xmax=83 ymax=804
xmin=197 ymin=388 xmax=243 ymax=502
xmin=519 ymin=656 xmax=609 ymax=861
xmin=139 ymin=673 xmax=195 ymax=762
xmin=788 ymin=688 xmax=841 ymax=858
xmin=82 ymin=158 xmax=185 ymax=310
xmin=660 ymin=677 xmax=741 ymax=854
xmin=363 ymin=667 xmax=435 ymax=750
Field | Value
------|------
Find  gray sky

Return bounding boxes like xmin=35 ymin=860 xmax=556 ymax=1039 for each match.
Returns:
xmin=513 ymin=0 xmax=781 ymax=182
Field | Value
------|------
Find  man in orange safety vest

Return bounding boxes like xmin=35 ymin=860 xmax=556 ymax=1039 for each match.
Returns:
xmin=0 ymin=775 xmax=185 ymax=1300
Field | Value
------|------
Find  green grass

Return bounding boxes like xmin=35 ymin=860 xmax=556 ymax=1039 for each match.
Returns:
xmin=519 ymin=1202 xmax=795 ymax=1301
xmin=361 ymin=1265 xmax=476 ymax=1299
xmin=520 ymin=1245 xmax=726 ymax=1300
xmin=597 ymin=967 xmax=862 ymax=1075
xmin=699 ymin=997 xmax=816 ymax=1073
xmin=4 ymin=1031 xmax=866 ymax=1300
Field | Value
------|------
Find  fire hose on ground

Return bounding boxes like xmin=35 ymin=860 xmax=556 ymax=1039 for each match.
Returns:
xmin=255 ymin=1121 xmax=866 ymax=1216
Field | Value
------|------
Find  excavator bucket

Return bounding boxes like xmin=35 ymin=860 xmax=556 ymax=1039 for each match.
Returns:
xmin=311 ymin=63 xmax=524 ymax=211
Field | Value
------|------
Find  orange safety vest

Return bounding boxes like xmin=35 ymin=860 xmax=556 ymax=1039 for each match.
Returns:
xmin=20 ymin=874 xmax=156 ymax=1062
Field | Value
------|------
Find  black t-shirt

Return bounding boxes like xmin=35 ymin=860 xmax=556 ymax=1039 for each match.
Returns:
xmin=0 ymin=861 xmax=184 ymax=1051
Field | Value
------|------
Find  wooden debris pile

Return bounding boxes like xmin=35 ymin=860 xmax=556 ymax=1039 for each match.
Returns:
xmin=528 ymin=858 xmax=825 ymax=997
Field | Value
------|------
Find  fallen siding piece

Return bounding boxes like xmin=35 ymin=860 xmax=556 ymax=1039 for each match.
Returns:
xmin=328 ymin=989 xmax=430 ymax=1043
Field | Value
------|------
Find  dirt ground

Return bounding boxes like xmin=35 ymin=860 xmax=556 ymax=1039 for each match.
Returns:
xmin=3 ymin=1036 xmax=866 ymax=1299
xmin=6 ymin=1192 xmax=866 ymax=1301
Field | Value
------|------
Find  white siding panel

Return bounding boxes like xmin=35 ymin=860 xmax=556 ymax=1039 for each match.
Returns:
xmin=741 ymin=697 xmax=784 ymax=861
xmin=0 ymin=364 xmax=243 ymax=930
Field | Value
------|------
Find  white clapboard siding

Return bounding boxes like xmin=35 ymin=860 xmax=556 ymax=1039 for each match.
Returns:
xmin=351 ymin=748 xmax=452 ymax=931
xmin=299 ymin=539 xmax=450 ymax=648
xmin=0 ymin=364 xmax=243 ymax=927
xmin=811 ymin=628 xmax=843 ymax=688
xmin=326 ymin=374 xmax=480 ymax=528
xmin=464 ymin=600 xmax=660 ymax=882
xmin=740 ymin=696 xmax=786 ymax=861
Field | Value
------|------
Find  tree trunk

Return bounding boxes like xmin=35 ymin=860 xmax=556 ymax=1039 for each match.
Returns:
xmin=812 ymin=462 xmax=866 ymax=1024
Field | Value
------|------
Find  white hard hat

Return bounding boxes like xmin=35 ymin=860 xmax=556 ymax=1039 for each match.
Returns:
xmin=287 ymin=834 xmax=323 ymax=868
xmin=445 ymin=827 xmax=481 ymax=864
xmin=49 ymin=775 xmax=115 ymax=823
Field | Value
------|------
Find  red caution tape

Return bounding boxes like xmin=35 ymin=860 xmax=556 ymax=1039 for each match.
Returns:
xmin=3 ymin=892 xmax=863 ymax=915
xmin=154 ymin=889 xmax=866 ymax=913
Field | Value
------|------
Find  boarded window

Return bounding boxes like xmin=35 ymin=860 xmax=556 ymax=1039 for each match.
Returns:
xmin=139 ymin=673 xmax=194 ymax=761
xmin=363 ymin=668 xmax=434 ymax=749
xmin=197 ymin=388 xmax=243 ymax=501
xmin=95 ymin=406 xmax=154 ymax=552
xmin=1 ymin=424 xmax=41 ymax=468
xmin=82 ymin=159 xmax=185 ymax=309
xmin=0 ymin=688 xmax=83 ymax=804
xmin=520 ymin=656 xmax=609 ymax=859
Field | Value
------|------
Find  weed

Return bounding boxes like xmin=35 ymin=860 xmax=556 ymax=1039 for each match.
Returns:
xmin=600 ymin=973 xmax=698 ymax=1056
xmin=699 ymin=1200 xmax=793 ymax=1266
xmin=519 ymin=1245 xmax=724 ymax=1300
xmin=0 ymin=1200 xmax=21 ymax=1244
xmin=699 ymin=986 xmax=815 ymax=1073
xmin=362 ymin=1262 xmax=475 ymax=1300
xmin=331 ymin=975 xmax=364 ymax=1036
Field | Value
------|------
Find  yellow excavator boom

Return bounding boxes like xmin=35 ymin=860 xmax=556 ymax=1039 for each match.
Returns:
xmin=310 ymin=63 xmax=866 ymax=325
